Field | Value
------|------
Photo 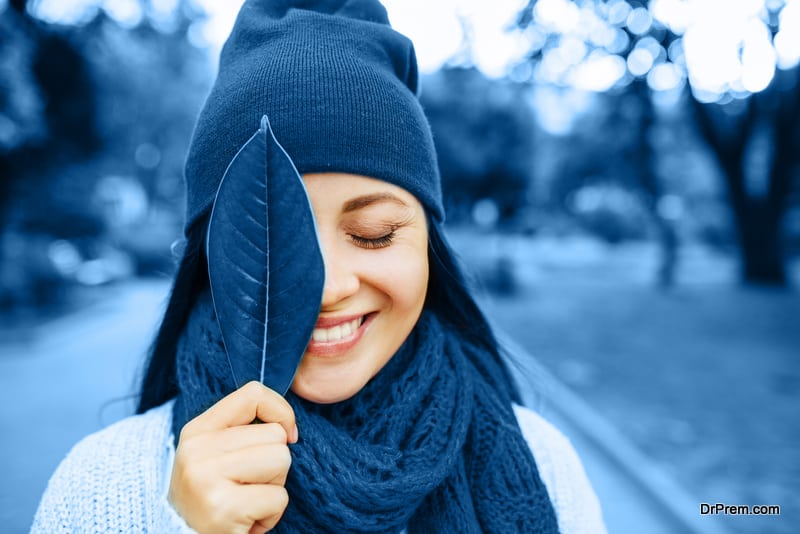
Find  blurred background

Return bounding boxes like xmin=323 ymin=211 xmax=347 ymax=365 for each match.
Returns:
xmin=0 ymin=0 xmax=798 ymax=532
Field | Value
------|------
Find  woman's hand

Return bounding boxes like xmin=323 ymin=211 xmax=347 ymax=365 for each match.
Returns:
xmin=169 ymin=381 xmax=298 ymax=534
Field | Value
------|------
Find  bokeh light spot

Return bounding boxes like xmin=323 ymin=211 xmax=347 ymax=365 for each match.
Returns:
xmin=627 ymin=47 xmax=655 ymax=77
xmin=569 ymin=51 xmax=627 ymax=91
xmin=775 ymin=1 xmax=800 ymax=69
xmin=102 ymin=0 xmax=142 ymax=28
xmin=606 ymin=0 xmax=632 ymax=26
xmin=647 ymin=62 xmax=684 ymax=92
xmin=626 ymin=7 xmax=653 ymax=35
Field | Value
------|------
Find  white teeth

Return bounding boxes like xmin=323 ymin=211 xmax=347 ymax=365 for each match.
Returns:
xmin=348 ymin=318 xmax=360 ymax=333
xmin=312 ymin=317 xmax=363 ymax=343
xmin=341 ymin=321 xmax=352 ymax=337
xmin=312 ymin=329 xmax=328 ymax=342
xmin=330 ymin=325 xmax=342 ymax=340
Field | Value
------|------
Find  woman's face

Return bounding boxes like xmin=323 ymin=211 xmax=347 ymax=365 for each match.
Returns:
xmin=290 ymin=173 xmax=429 ymax=403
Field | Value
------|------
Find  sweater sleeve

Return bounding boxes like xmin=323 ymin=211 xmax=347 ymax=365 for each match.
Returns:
xmin=514 ymin=405 xmax=608 ymax=534
xmin=30 ymin=403 xmax=196 ymax=534
xmin=30 ymin=450 xmax=80 ymax=533
xmin=153 ymin=427 xmax=199 ymax=533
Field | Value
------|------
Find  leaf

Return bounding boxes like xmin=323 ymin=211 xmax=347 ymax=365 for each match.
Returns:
xmin=206 ymin=115 xmax=325 ymax=394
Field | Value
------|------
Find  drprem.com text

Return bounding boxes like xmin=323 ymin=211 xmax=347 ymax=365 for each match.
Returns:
xmin=700 ymin=503 xmax=780 ymax=516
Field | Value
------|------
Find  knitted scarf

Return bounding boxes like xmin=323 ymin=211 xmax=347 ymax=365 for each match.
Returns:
xmin=172 ymin=290 xmax=560 ymax=533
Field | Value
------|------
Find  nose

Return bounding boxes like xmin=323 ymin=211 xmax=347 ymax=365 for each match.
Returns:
xmin=320 ymin=241 xmax=359 ymax=308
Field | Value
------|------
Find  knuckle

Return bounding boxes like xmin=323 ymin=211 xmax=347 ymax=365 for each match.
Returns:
xmin=207 ymin=507 xmax=229 ymax=531
xmin=259 ymin=515 xmax=280 ymax=532
xmin=278 ymin=446 xmax=292 ymax=470
xmin=177 ymin=434 xmax=207 ymax=461
xmin=178 ymin=422 xmax=194 ymax=441
xmin=255 ymin=518 xmax=275 ymax=533
xmin=256 ymin=488 xmax=289 ymax=532
xmin=206 ymin=486 xmax=234 ymax=522
xmin=264 ymin=423 xmax=287 ymax=443
xmin=177 ymin=433 xmax=197 ymax=453
xmin=179 ymin=460 xmax=206 ymax=490
xmin=242 ymin=380 xmax=265 ymax=397
xmin=173 ymin=450 xmax=198 ymax=482
xmin=274 ymin=486 xmax=289 ymax=510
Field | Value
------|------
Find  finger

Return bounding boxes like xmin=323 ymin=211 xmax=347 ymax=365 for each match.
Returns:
xmin=215 ymin=423 xmax=289 ymax=452
xmin=174 ymin=425 xmax=289 ymax=465
xmin=220 ymin=443 xmax=292 ymax=485
xmin=183 ymin=381 xmax=297 ymax=442
xmin=235 ymin=484 xmax=290 ymax=532
xmin=252 ymin=517 xmax=276 ymax=534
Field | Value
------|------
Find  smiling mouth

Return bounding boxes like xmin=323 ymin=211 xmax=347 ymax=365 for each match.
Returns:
xmin=305 ymin=313 xmax=375 ymax=355
xmin=311 ymin=316 xmax=365 ymax=342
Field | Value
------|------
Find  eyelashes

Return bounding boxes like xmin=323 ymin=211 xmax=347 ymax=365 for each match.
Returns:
xmin=349 ymin=231 xmax=396 ymax=249
xmin=345 ymin=215 xmax=411 ymax=250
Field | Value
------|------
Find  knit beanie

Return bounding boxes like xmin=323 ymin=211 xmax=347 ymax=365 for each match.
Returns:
xmin=182 ymin=0 xmax=444 ymax=235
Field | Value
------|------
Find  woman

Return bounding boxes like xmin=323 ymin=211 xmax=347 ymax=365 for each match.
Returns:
xmin=32 ymin=1 xmax=606 ymax=532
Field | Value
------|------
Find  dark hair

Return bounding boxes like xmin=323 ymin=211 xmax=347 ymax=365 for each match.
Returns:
xmin=136 ymin=217 xmax=520 ymax=413
xmin=424 ymin=220 xmax=521 ymax=404
xmin=136 ymin=221 xmax=208 ymax=414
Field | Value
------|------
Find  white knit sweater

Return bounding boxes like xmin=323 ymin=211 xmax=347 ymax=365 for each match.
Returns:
xmin=31 ymin=401 xmax=606 ymax=533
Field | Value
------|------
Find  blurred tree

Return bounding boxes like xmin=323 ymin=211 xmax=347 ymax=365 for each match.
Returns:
xmin=421 ymin=67 xmax=537 ymax=225
xmin=545 ymin=85 xmax=678 ymax=285
xmin=689 ymin=69 xmax=799 ymax=285
xmin=0 ymin=0 xmax=209 ymax=310
xmin=0 ymin=0 xmax=102 ymax=309
xmin=0 ymin=0 xmax=99 ymax=232
xmin=79 ymin=5 xmax=210 ymax=274
xmin=0 ymin=2 xmax=45 ymax=154
xmin=0 ymin=7 xmax=41 ymax=222
xmin=515 ymin=0 xmax=800 ymax=286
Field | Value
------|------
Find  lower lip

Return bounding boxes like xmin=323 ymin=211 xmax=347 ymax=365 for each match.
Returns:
xmin=305 ymin=313 xmax=376 ymax=357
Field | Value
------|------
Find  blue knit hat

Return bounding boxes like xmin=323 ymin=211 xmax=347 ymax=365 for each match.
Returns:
xmin=182 ymin=0 xmax=444 ymax=235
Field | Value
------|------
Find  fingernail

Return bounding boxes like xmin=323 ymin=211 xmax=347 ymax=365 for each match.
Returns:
xmin=290 ymin=424 xmax=299 ymax=444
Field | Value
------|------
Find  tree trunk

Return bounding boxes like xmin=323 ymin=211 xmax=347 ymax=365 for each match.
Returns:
xmin=631 ymin=80 xmax=678 ymax=288
xmin=691 ymin=96 xmax=790 ymax=286
xmin=737 ymin=198 xmax=786 ymax=284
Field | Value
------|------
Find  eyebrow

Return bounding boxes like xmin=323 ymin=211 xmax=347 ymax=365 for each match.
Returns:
xmin=342 ymin=192 xmax=410 ymax=213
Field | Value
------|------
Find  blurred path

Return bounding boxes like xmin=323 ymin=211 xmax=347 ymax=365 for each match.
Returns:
xmin=1 ymin=279 xmax=733 ymax=533
xmin=500 ymin=334 xmax=734 ymax=534
xmin=0 ymin=280 xmax=168 ymax=534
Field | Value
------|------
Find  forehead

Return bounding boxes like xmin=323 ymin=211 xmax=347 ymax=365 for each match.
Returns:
xmin=302 ymin=173 xmax=422 ymax=212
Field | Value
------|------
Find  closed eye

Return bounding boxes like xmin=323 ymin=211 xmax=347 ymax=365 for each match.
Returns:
xmin=349 ymin=232 xmax=396 ymax=249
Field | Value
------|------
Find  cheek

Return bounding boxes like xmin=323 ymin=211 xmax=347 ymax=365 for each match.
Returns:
xmin=366 ymin=245 xmax=429 ymax=312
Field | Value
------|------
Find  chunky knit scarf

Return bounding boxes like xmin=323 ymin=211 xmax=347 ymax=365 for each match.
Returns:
xmin=172 ymin=290 xmax=560 ymax=533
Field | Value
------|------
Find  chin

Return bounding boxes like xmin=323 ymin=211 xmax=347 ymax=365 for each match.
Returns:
xmin=290 ymin=372 xmax=369 ymax=404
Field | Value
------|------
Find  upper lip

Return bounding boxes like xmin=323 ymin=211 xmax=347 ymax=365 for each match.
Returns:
xmin=314 ymin=313 xmax=366 ymax=328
